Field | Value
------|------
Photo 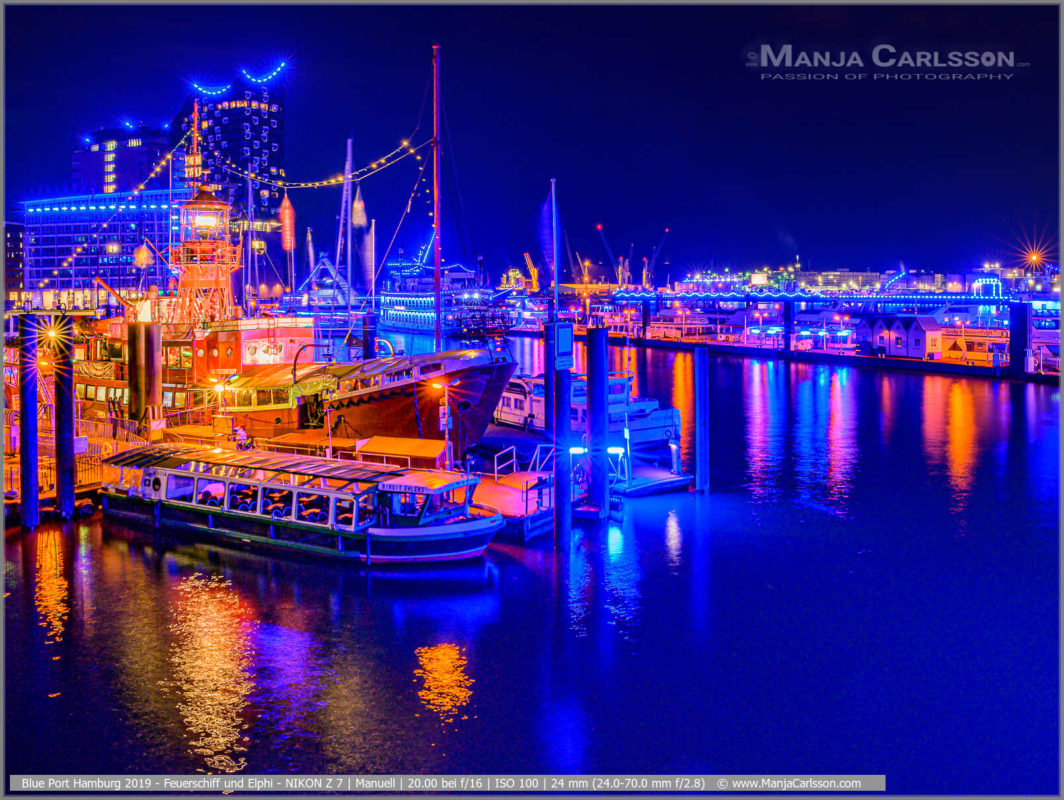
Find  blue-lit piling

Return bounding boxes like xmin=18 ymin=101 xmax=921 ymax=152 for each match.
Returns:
xmin=586 ymin=326 xmax=609 ymax=511
xmin=693 ymin=345 xmax=710 ymax=492
xmin=18 ymin=315 xmax=39 ymax=529
xmin=54 ymin=315 xmax=76 ymax=519
xmin=1007 ymin=302 xmax=1032 ymax=376
xmin=362 ymin=313 xmax=377 ymax=360
xmin=543 ymin=322 xmax=556 ymax=436
xmin=553 ymin=365 xmax=572 ymax=543
xmin=782 ymin=302 xmax=795 ymax=355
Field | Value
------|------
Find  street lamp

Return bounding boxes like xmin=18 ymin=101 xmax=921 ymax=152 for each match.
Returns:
xmin=432 ymin=378 xmax=460 ymax=468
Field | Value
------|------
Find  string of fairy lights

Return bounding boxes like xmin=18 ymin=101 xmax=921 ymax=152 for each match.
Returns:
xmin=220 ymin=139 xmax=431 ymax=190
xmin=51 ymin=129 xmax=195 ymax=285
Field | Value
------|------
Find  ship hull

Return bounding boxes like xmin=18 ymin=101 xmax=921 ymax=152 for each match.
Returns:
xmin=327 ymin=357 xmax=516 ymax=457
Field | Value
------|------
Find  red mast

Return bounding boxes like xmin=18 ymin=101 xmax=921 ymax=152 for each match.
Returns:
xmin=432 ymin=44 xmax=442 ymax=352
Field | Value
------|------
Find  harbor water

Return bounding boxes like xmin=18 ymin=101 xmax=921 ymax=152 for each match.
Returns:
xmin=5 ymin=342 xmax=1059 ymax=794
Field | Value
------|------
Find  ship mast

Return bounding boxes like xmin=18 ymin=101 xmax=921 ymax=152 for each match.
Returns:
xmin=432 ymin=43 xmax=442 ymax=352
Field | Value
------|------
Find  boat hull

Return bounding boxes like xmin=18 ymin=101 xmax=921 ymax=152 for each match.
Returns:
xmin=327 ymin=358 xmax=516 ymax=457
xmin=100 ymin=492 xmax=502 ymax=565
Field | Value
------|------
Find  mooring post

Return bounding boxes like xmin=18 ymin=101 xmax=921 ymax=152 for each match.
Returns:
xmin=782 ymin=301 xmax=795 ymax=355
xmin=553 ymin=365 xmax=572 ymax=545
xmin=693 ymin=345 xmax=711 ymax=492
xmin=18 ymin=314 xmax=40 ymax=529
xmin=362 ymin=313 xmax=377 ymax=361
xmin=543 ymin=321 xmax=556 ymax=436
xmin=126 ymin=321 xmax=144 ymax=425
xmin=1007 ymin=301 xmax=1032 ymax=377
xmin=54 ymin=315 xmax=76 ymax=519
xmin=586 ymin=326 xmax=609 ymax=510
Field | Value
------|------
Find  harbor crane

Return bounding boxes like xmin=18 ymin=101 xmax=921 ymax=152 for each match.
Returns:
xmin=595 ymin=223 xmax=623 ymax=284
xmin=522 ymin=253 xmax=541 ymax=292
xmin=644 ymin=228 xmax=669 ymax=288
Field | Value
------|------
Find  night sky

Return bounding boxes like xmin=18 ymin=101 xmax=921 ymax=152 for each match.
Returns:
xmin=4 ymin=4 xmax=1059 ymax=282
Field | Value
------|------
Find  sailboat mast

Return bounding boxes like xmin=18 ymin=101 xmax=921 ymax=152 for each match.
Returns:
xmin=432 ymin=43 xmax=442 ymax=352
xmin=551 ymin=179 xmax=559 ymax=321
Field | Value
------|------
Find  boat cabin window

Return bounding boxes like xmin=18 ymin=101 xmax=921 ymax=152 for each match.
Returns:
xmin=174 ymin=391 xmax=186 ymax=408
xmin=163 ymin=391 xmax=173 ymax=408
xmin=196 ymin=478 xmax=225 ymax=507
xmin=86 ymin=385 xmax=97 ymax=401
xmin=262 ymin=488 xmax=293 ymax=519
xmin=296 ymin=491 xmax=330 ymax=525
xmin=227 ymin=482 xmax=259 ymax=512
xmin=387 ymin=492 xmax=425 ymax=518
xmin=335 ymin=495 xmax=375 ymax=530
xmin=505 ymin=381 xmax=527 ymax=395
xmin=335 ymin=497 xmax=355 ymax=530
xmin=75 ymin=384 xmax=85 ymax=400
xmin=514 ymin=399 xmax=525 ymax=411
xmin=531 ymin=384 xmax=544 ymax=398
xmin=166 ymin=474 xmax=196 ymax=502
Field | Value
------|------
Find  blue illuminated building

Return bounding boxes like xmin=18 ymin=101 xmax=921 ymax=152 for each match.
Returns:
xmin=72 ymin=125 xmax=169 ymax=195
xmin=20 ymin=187 xmax=194 ymax=306
xmin=170 ymin=61 xmax=287 ymax=221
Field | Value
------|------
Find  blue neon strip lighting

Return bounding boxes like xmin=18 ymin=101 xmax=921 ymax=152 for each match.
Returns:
xmin=241 ymin=61 xmax=286 ymax=84
xmin=192 ymin=82 xmax=231 ymax=96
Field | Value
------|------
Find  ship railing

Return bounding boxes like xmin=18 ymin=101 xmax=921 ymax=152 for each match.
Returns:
xmin=162 ymin=404 xmax=220 ymax=428
xmin=529 ymin=444 xmax=555 ymax=472
xmin=493 ymin=446 xmax=517 ymax=482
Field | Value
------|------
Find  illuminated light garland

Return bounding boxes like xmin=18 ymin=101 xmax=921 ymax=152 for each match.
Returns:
xmin=222 ymin=139 xmax=430 ymax=190
xmin=192 ymin=82 xmax=232 ymax=96
xmin=240 ymin=61 xmax=287 ymax=84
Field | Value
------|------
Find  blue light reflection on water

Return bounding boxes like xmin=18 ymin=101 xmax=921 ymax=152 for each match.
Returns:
xmin=4 ymin=345 xmax=1059 ymax=793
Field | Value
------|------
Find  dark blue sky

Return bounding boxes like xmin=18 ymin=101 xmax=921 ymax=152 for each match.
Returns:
xmin=5 ymin=5 xmax=1059 ymax=281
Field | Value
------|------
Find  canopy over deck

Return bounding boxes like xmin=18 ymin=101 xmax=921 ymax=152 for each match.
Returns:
xmin=103 ymin=443 xmax=406 ymax=486
xmin=376 ymin=471 xmax=478 ymax=495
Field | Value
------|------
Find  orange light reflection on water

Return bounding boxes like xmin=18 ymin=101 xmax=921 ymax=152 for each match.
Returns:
xmin=414 ymin=643 xmax=473 ymax=725
xmin=162 ymin=573 xmax=256 ymax=774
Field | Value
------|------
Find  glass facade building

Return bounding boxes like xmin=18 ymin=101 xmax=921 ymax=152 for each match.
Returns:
xmin=72 ymin=127 xmax=169 ymax=195
xmin=21 ymin=187 xmax=194 ymax=308
xmin=170 ymin=69 xmax=286 ymax=222
xmin=5 ymin=220 xmax=25 ymax=301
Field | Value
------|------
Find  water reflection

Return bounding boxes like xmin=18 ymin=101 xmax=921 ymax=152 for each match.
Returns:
xmin=160 ymin=573 xmax=255 ymax=773
xmin=414 ymin=643 xmax=473 ymax=724
xmin=34 ymin=532 xmax=69 ymax=645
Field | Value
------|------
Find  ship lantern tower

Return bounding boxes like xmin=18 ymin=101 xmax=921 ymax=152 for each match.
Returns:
xmin=166 ymin=184 xmax=241 ymax=323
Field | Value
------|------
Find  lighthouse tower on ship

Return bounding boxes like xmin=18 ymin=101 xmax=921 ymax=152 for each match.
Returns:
xmin=165 ymin=100 xmax=241 ymax=325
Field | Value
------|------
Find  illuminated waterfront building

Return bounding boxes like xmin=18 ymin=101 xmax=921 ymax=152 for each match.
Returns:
xmin=5 ymin=220 xmax=24 ymax=302
xmin=21 ymin=187 xmax=194 ymax=307
xmin=170 ymin=63 xmax=287 ymax=221
xmin=72 ymin=126 xmax=169 ymax=195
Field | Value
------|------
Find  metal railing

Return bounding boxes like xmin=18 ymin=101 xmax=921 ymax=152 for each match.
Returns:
xmin=493 ymin=446 xmax=517 ymax=482
xmin=529 ymin=444 xmax=555 ymax=472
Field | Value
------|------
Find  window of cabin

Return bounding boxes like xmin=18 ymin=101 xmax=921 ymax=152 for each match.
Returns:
xmin=227 ymin=482 xmax=259 ymax=513
xmin=262 ymin=488 xmax=293 ymax=519
xmin=296 ymin=492 xmax=330 ymax=525
xmin=166 ymin=474 xmax=196 ymax=502
xmin=86 ymin=385 xmax=96 ymax=400
xmin=195 ymin=478 xmax=225 ymax=506
xmin=335 ymin=498 xmax=354 ymax=531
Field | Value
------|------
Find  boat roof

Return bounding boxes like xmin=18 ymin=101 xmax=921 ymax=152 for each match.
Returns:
xmin=103 ymin=443 xmax=407 ymax=486
xmin=360 ymin=436 xmax=449 ymax=459
xmin=376 ymin=471 xmax=478 ymax=494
